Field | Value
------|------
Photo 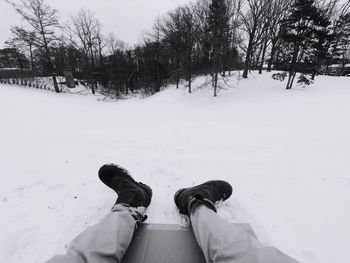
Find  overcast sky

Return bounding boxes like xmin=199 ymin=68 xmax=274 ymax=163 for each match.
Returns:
xmin=0 ymin=0 xmax=193 ymax=48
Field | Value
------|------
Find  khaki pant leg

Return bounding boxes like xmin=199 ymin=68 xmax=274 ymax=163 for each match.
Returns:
xmin=190 ymin=205 xmax=299 ymax=263
xmin=47 ymin=204 xmax=136 ymax=263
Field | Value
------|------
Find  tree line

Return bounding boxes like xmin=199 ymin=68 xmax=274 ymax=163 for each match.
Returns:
xmin=3 ymin=0 xmax=350 ymax=96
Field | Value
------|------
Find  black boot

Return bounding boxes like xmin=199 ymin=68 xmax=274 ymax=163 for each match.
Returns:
xmin=98 ymin=164 xmax=152 ymax=208
xmin=174 ymin=180 xmax=232 ymax=216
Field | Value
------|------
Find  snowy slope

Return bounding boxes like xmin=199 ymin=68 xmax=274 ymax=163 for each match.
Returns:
xmin=0 ymin=73 xmax=349 ymax=263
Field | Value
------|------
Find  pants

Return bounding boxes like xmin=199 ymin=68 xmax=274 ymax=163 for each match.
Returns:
xmin=47 ymin=205 xmax=136 ymax=263
xmin=47 ymin=204 xmax=299 ymax=263
xmin=190 ymin=205 xmax=299 ymax=263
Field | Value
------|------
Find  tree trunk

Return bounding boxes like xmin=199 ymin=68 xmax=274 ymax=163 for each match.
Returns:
xmin=243 ymin=53 xmax=250 ymax=78
xmin=99 ymin=42 xmax=103 ymax=68
xmin=40 ymin=22 xmax=60 ymax=93
xmin=325 ymin=63 xmax=330 ymax=75
xmin=286 ymin=72 xmax=293 ymax=89
xmin=255 ymin=44 xmax=263 ymax=71
xmin=188 ymin=52 xmax=192 ymax=94
xmin=243 ymin=36 xmax=254 ymax=78
xmin=311 ymin=71 xmax=316 ymax=80
xmin=156 ymin=62 xmax=161 ymax=93
xmin=90 ymin=47 xmax=96 ymax=95
xmin=176 ymin=56 xmax=180 ymax=89
xmin=259 ymin=38 xmax=269 ymax=74
xmin=338 ymin=63 xmax=345 ymax=76
xmin=91 ymin=82 xmax=96 ymax=94
xmin=286 ymin=71 xmax=297 ymax=89
xmin=267 ymin=40 xmax=277 ymax=72
xmin=286 ymin=44 xmax=300 ymax=90
xmin=213 ymin=73 xmax=218 ymax=97
xmin=29 ymin=45 xmax=34 ymax=71
xmin=52 ymin=74 xmax=59 ymax=92
xmin=290 ymin=72 xmax=297 ymax=89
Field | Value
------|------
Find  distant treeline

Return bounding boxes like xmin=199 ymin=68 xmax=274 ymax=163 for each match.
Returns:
xmin=2 ymin=0 xmax=350 ymax=95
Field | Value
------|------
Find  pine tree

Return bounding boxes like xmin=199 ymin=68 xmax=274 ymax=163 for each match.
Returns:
xmin=274 ymin=0 xmax=331 ymax=89
xmin=329 ymin=12 xmax=350 ymax=75
xmin=208 ymin=0 xmax=231 ymax=96
xmin=309 ymin=7 xmax=333 ymax=79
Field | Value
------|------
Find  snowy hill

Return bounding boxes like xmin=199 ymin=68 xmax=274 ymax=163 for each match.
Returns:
xmin=0 ymin=73 xmax=349 ymax=263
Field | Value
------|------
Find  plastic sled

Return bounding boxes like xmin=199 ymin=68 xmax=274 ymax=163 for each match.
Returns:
xmin=121 ymin=223 xmax=256 ymax=263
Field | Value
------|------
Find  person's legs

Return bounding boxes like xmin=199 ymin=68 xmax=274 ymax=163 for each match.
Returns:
xmin=174 ymin=180 xmax=299 ymax=263
xmin=190 ymin=204 xmax=299 ymax=263
xmin=46 ymin=164 xmax=152 ymax=263
xmin=47 ymin=204 xmax=137 ymax=263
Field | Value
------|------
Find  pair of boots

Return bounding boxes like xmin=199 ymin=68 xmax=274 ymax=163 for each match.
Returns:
xmin=99 ymin=164 xmax=233 ymax=221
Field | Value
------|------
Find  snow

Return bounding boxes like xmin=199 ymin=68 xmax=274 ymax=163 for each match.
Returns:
xmin=0 ymin=72 xmax=349 ymax=263
xmin=329 ymin=64 xmax=350 ymax=68
xmin=0 ymin=68 xmax=21 ymax=70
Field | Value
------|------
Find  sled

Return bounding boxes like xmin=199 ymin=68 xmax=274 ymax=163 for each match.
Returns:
xmin=121 ymin=223 xmax=256 ymax=263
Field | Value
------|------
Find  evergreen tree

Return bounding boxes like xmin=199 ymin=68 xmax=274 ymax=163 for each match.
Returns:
xmin=208 ymin=0 xmax=231 ymax=96
xmin=275 ymin=0 xmax=331 ymax=89
xmin=309 ymin=7 xmax=333 ymax=79
xmin=329 ymin=12 xmax=350 ymax=75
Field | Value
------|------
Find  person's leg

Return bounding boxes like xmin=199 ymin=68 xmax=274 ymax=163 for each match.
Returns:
xmin=174 ymin=180 xmax=299 ymax=263
xmin=190 ymin=203 xmax=299 ymax=263
xmin=47 ymin=204 xmax=138 ymax=263
xmin=47 ymin=164 xmax=152 ymax=263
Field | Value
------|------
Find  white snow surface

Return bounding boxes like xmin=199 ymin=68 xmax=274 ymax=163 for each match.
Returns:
xmin=0 ymin=73 xmax=349 ymax=263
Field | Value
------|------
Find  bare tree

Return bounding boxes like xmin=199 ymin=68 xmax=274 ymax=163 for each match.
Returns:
xmin=67 ymin=9 xmax=101 ymax=94
xmin=208 ymin=0 xmax=238 ymax=96
xmin=265 ymin=0 xmax=293 ymax=72
xmin=255 ymin=0 xmax=292 ymax=73
xmin=181 ymin=4 xmax=201 ymax=93
xmin=95 ymin=21 xmax=105 ymax=68
xmin=239 ymin=0 xmax=270 ymax=78
xmin=5 ymin=0 xmax=61 ymax=92
xmin=161 ymin=7 xmax=186 ymax=89
xmin=146 ymin=16 xmax=164 ymax=93
xmin=226 ymin=0 xmax=243 ymax=75
xmin=106 ymin=33 xmax=127 ymax=56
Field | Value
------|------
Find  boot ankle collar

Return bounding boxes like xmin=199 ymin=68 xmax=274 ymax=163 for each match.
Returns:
xmin=188 ymin=195 xmax=217 ymax=215
xmin=116 ymin=204 xmax=148 ymax=223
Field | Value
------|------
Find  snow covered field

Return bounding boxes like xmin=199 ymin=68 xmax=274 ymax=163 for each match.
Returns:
xmin=0 ymin=73 xmax=349 ymax=263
